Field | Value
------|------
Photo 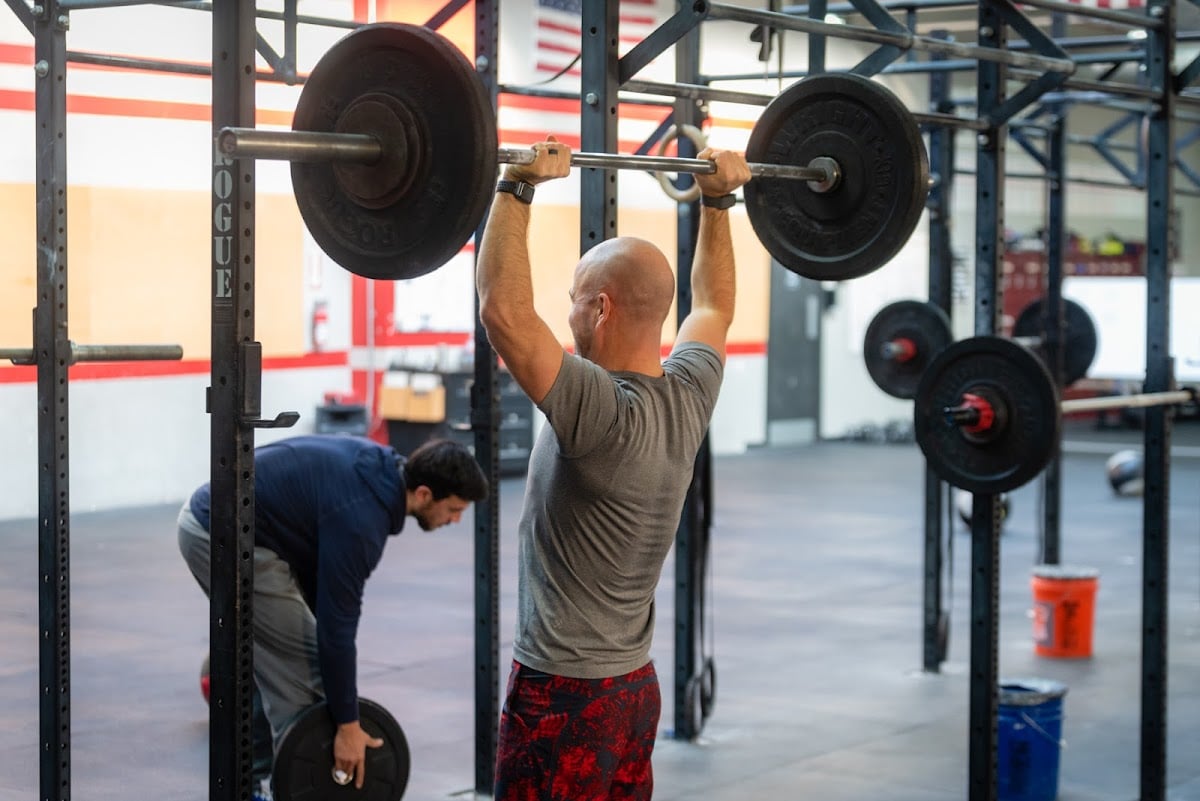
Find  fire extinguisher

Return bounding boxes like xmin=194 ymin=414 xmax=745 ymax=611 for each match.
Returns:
xmin=311 ymin=300 xmax=329 ymax=353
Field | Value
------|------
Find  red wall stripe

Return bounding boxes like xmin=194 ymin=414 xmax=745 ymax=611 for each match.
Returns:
xmin=0 ymin=46 xmax=716 ymax=134
xmin=0 ymin=88 xmax=293 ymax=126
xmin=0 ymin=352 xmax=349 ymax=385
xmin=0 ymin=341 xmax=766 ymax=386
xmin=0 ymin=91 xmax=687 ymax=150
xmin=0 ymin=87 xmax=31 ymax=112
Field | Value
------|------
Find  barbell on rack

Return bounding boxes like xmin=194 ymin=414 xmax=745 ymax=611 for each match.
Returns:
xmin=862 ymin=300 xmax=955 ymax=400
xmin=863 ymin=296 xmax=1098 ymax=399
xmin=0 ymin=343 xmax=183 ymax=366
xmin=215 ymin=22 xmax=930 ymax=283
xmin=1009 ymin=297 xmax=1099 ymax=387
xmin=912 ymin=335 xmax=1195 ymax=494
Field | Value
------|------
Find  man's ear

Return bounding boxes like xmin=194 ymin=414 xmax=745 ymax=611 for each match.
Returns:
xmin=596 ymin=292 xmax=612 ymax=324
xmin=412 ymin=485 xmax=433 ymax=507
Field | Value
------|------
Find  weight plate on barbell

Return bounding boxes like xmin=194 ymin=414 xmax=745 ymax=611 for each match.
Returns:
xmin=864 ymin=300 xmax=953 ymax=399
xmin=744 ymin=73 xmax=930 ymax=281
xmin=291 ymin=24 xmax=497 ymax=281
xmin=914 ymin=336 xmax=1059 ymax=494
xmin=1012 ymin=297 xmax=1098 ymax=387
xmin=272 ymin=697 xmax=410 ymax=801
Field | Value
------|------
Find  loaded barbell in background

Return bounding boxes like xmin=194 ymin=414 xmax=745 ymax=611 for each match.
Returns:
xmin=912 ymin=335 xmax=1195 ymax=494
xmin=215 ymin=22 xmax=929 ymax=283
xmin=863 ymin=296 xmax=1099 ymax=399
xmin=862 ymin=300 xmax=955 ymax=399
xmin=1009 ymin=297 xmax=1099 ymax=388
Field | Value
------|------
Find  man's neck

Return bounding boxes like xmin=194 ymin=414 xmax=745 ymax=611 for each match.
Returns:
xmin=592 ymin=342 xmax=664 ymax=377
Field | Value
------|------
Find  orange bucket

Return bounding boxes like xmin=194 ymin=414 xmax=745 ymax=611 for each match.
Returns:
xmin=1030 ymin=565 xmax=1099 ymax=658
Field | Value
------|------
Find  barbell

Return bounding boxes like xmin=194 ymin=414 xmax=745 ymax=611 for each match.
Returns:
xmin=1009 ymin=297 xmax=1099 ymax=387
xmin=913 ymin=335 xmax=1196 ymax=494
xmin=1 ymin=342 xmax=183 ymax=366
xmin=220 ymin=129 xmax=840 ymax=184
xmin=862 ymin=300 xmax=955 ymax=400
xmin=216 ymin=22 xmax=930 ymax=283
xmin=863 ymin=296 xmax=1098 ymax=399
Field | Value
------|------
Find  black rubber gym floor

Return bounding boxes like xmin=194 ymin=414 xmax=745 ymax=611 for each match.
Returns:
xmin=1 ymin=424 xmax=1197 ymax=801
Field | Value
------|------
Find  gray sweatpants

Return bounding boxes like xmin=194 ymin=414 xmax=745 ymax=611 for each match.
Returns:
xmin=177 ymin=503 xmax=325 ymax=779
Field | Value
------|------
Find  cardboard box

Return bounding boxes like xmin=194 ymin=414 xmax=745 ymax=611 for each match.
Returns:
xmin=378 ymin=385 xmax=411 ymax=421
xmin=378 ymin=372 xmax=445 ymax=422
xmin=405 ymin=385 xmax=446 ymax=422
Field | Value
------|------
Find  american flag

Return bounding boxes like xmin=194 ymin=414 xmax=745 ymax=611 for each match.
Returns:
xmin=535 ymin=0 xmax=666 ymax=82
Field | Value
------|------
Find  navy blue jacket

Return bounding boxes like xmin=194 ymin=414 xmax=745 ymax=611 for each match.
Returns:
xmin=190 ymin=434 xmax=406 ymax=725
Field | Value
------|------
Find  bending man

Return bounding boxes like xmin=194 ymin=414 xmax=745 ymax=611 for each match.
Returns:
xmin=178 ymin=434 xmax=488 ymax=798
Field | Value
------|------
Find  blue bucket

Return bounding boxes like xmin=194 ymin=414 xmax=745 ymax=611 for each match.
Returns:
xmin=998 ymin=679 xmax=1067 ymax=801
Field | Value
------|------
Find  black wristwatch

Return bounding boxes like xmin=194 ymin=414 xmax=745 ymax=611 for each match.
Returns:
xmin=700 ymin=193 xmax=737 ymax=210
xmin=496 ymin=179 xmax=535 ymax=204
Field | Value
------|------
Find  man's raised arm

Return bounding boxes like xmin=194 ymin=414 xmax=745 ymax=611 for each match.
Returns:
xmin=476 ymin=138 xmax=572 ymax=404
xmin=674 ymin=149 xmax=752 ymax=363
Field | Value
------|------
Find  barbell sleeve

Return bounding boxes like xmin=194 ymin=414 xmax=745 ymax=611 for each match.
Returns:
xmin=217 ymin=127 xmax=833 ymax=183
xmin=1061 ymin=389 xmax=1196 ymax=415
xmin=1 ymin=343 xmax=184 ymax=366
xmin=69 ymin=344 xmax=185 ymax=363
xmin=946 ymin=392 xmax=996 ymax=434
xmin=943 ymin=404 xmax=982 ymax=428
xmin=881 ymin=338 xmax=917 ymax=363
xmin=218 ymin=128 xmax=382 ymax=164
xmin=0 ymin=348 xmax=34 ymax=365
xmin=941 ymin=388 xmax=1196 ymax=426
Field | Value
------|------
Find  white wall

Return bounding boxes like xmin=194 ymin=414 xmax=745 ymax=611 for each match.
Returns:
xmin=818 ymin=212 xmax=932 ymax=438
xmin=711 ymin=354 xmax=768 ymax=453
xmin=0 ymin=366 xmax=350 ymax=521
xmin=1064 ymin=276 xmax=1200 ymax=383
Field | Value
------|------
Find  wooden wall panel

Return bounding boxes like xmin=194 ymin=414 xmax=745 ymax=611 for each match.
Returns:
xmin=0 ymin=184 xmax=304 ymax=359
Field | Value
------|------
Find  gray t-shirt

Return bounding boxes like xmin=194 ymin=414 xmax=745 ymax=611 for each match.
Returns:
xmin=513 ymin=341 xmax=724 ymax=678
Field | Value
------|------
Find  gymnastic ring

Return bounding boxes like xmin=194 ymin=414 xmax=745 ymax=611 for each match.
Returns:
xmin=653 ymin=124 xmax=708 ymax=204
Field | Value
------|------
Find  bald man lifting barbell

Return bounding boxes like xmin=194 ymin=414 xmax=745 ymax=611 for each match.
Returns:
xmin=476 ymin=137 xmax=750 ymax=801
